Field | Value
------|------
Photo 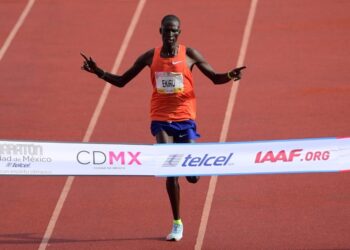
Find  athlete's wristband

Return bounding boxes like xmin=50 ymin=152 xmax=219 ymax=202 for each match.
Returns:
xmin=227 ymin=71 xmax=234 ymax=80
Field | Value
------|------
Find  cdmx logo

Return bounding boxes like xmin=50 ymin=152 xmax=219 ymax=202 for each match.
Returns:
xmin=76 ymin=150 xmax=141 ymax=165
xmin=162 ymin=153 xmax=234 ymax=167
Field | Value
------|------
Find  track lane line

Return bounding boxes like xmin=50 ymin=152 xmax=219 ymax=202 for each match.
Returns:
xmin=38 ymin=1 xmax=147 ymax=249
xmin=83 ymin=0 xmax=147 ymax=143
xmin=0 ymin=0 xmax=36 ymax=62
xmin=194 ymin=1 xmax=259 ymax=249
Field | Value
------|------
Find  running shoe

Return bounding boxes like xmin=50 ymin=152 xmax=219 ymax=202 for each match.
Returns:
xmin=166 ymin=223 xmax=183 ymax=241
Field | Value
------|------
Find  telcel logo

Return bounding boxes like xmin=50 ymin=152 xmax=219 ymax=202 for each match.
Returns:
xmin=182 ymin=153 xmax=233 ymax=167
xmin=77 ymin=151 xmax=141 ymax=165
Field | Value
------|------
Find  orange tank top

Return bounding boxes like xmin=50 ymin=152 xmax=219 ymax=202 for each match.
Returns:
xmin=150 ymin=45 xmax=196 ymax=121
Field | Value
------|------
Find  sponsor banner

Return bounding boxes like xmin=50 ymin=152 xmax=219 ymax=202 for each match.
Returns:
xmin=0 ymin=138 xmax=349 ymax=176
xmin=0 ymin=141 xmax=155 ymax=175
xmin=156 ymin=138 xmax=350 ymax=176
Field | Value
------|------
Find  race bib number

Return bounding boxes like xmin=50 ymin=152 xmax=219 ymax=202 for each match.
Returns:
xmin=155 ymin=72 xmax=184 ymax=94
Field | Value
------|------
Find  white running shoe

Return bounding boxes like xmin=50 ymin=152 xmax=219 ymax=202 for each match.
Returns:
xmin=166 ymin=223 xmax=183 ymax=241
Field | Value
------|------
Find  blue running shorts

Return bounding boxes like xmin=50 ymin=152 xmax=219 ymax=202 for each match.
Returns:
xmin=151 ymin=120 xmax=200 ymax=142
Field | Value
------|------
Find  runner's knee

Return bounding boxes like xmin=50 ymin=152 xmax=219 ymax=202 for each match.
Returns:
xmin=186 ymin=176 xmax=200 ymax=184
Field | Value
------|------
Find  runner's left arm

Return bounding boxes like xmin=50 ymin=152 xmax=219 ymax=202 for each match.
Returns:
xmin=186 ymin=48 xmax=246 ymax=84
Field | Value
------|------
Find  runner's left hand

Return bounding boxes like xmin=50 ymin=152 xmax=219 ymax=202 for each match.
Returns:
xmin=230 ymin=66 xmax=246 ymax=81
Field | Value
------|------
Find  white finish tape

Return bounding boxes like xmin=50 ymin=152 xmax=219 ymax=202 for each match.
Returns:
xmin=0 ymin=138 xmax=349 ymax=176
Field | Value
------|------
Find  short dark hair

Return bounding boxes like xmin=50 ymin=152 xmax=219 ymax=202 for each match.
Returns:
xmin=161 ymin=15 xmax=181 ymax=26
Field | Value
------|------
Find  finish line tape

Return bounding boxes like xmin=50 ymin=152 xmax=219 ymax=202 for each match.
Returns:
xmin=0 ymin=137 xmax=349 ymax=176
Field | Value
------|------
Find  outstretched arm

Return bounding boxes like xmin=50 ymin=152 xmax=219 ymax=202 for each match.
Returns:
xmin=81 ymin=49 xmax=154 ymax=88
xmin=186 ymin=48 xmax=246 ymax=84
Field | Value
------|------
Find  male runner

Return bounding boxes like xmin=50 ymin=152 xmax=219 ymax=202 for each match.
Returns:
xmin=81 ymin=14 xmax=245 ymax=241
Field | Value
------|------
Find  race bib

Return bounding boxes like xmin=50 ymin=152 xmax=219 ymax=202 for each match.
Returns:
xmin=155 ymin=72 xmax=184 ymax=94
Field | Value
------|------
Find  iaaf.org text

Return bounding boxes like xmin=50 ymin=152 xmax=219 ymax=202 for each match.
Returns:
xmin=255 ymin=149 xmax=330 ymax=164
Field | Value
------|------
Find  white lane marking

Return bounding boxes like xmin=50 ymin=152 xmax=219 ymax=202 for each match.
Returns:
xmin=83 ymin=0 xmax=147 ymax=143
xmin=194 ymin=1 xmax=259 ymax=249
xmin=0 ymin=0 xmax=36 ymax=62
xmin=38 ymin=1 xmax=147 ymax=249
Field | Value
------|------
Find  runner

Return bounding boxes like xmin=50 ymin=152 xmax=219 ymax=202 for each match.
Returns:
xmin=81 ymin=14 xmax=245 ymax=241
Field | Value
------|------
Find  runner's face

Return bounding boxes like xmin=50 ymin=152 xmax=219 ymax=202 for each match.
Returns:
xmin=160 ymin=20 xmax=181 ymax=47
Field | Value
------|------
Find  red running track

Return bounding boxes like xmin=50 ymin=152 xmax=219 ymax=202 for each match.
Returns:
xmin=0 ymin=0 xmax=350 ymax=249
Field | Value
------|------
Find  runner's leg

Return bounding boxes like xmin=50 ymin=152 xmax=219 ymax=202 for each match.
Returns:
xmin=166 ymin=177 xmax=180 ymax=220
xmin=174 ymin=138 xmax=200 ymax=184
xmin=156 ymin=130 xmax=180 ymax=219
